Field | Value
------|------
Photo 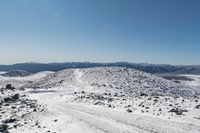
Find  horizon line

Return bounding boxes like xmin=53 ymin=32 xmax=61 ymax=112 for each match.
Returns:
xmin=0 ymin=61 xmax=200 ymax=66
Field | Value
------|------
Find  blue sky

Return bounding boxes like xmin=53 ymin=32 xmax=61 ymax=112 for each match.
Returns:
xmin=0 ymin=0 xmax=200 ymax=65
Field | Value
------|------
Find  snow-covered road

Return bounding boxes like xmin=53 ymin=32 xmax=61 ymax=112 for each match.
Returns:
xmin=27 ymin=90 xmax=200 ymax=133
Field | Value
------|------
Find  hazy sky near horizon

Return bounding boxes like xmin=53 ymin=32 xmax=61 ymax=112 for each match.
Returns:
xmin=0 ymin=0 xmax=200 ymax=65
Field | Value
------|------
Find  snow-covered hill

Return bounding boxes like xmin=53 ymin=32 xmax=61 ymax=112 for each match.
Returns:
xmin=181 ymin=75 xmax=200 ymax=88
xmin=0 ymin=70 xmax=31 ymax=77
xmin=25 ymin=69 xmax=74 ymax=89
xmin=0 ymin=71 xmax=54 ymax=87
xmin=26 ymin=67 xmax=198 ymax=97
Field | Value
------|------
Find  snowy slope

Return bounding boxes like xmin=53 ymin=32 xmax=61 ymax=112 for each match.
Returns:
xmin=181 ymin=75 xmax=200 ymax=88
xmin=0 ymin=71 xmax=6 ymax=75
xmin=0 ymin=71 xmax=54 ymax=87
xmin=26 ymin=67 xmax=198 ymax=97
xmin=1 ymin=70 xmax=31 ymax=77
xmin=25 ymin=69 xmax=74 ymax=88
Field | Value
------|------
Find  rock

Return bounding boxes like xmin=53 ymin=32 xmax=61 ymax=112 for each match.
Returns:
xmin=140 ymin=93 xmax=147 ymax=97
xmin=11 ymin=106 xmax=16 ymax=109
xmin=3 ymin=94 xmax=19 ymax=103
xmin=195 ymin=105 xmax=200 ymax=109
xmin=147 ymin=97 xmax=152 ymax=100
xmin=94 ymin=101 xmax=101 ymax=105
xmin=5 ymin=84 xmax=11 ymax=89
xmin=3 ymin=97 xmax=13 ymax=103
xmin=169 ymin=108 xmax=188 ymax=115
xmin=138 ymin=102 xmax=143 ymax=107
xmin=114 ymin=93 xmax=118 ymax=97
xmin=108 ymin=104 xmax=112 ymax=108
xmin=3 ymin=118 xmax=17 ymax=124
xmin=4 ymin=103 xmax=9 ymax=106
xmin=127 ymin=105 xmax=131 ymax=107
xmin=35 ymin=121 xmax=39 ymax=126
xmin=145 ymin=107 xmax=149 ymax=109
xmin=19 ymin=87 xmax=25 ymax=91
xmin=13 ymin=124 xmax=18 ymax=128
xmin=0 ymin=124 xmax=9 ymax=132
xmin=126 ymin=109 xmax=133 ymax=113
xmin=12 ymin=94 xmax=19 ymax=100
xmin=108 ymin=98 xmax=113 ymax=102
xmin=154 ymin=99 xmax=158 ymax=102
xmin=5 ymin=84 xmax=15 ymax=90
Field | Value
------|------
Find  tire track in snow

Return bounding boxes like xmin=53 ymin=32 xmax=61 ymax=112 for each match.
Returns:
xmin=38 ymin=93 xmax=200 ymax=133
xmin=66 ymin=103 xmax=200 ymax=133
xmin=42 ymin=96 xmax=141 ymax=133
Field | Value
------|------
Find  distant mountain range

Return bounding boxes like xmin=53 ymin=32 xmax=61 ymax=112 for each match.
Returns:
xmin=0 ymin=62 xmax=200 ymax=74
